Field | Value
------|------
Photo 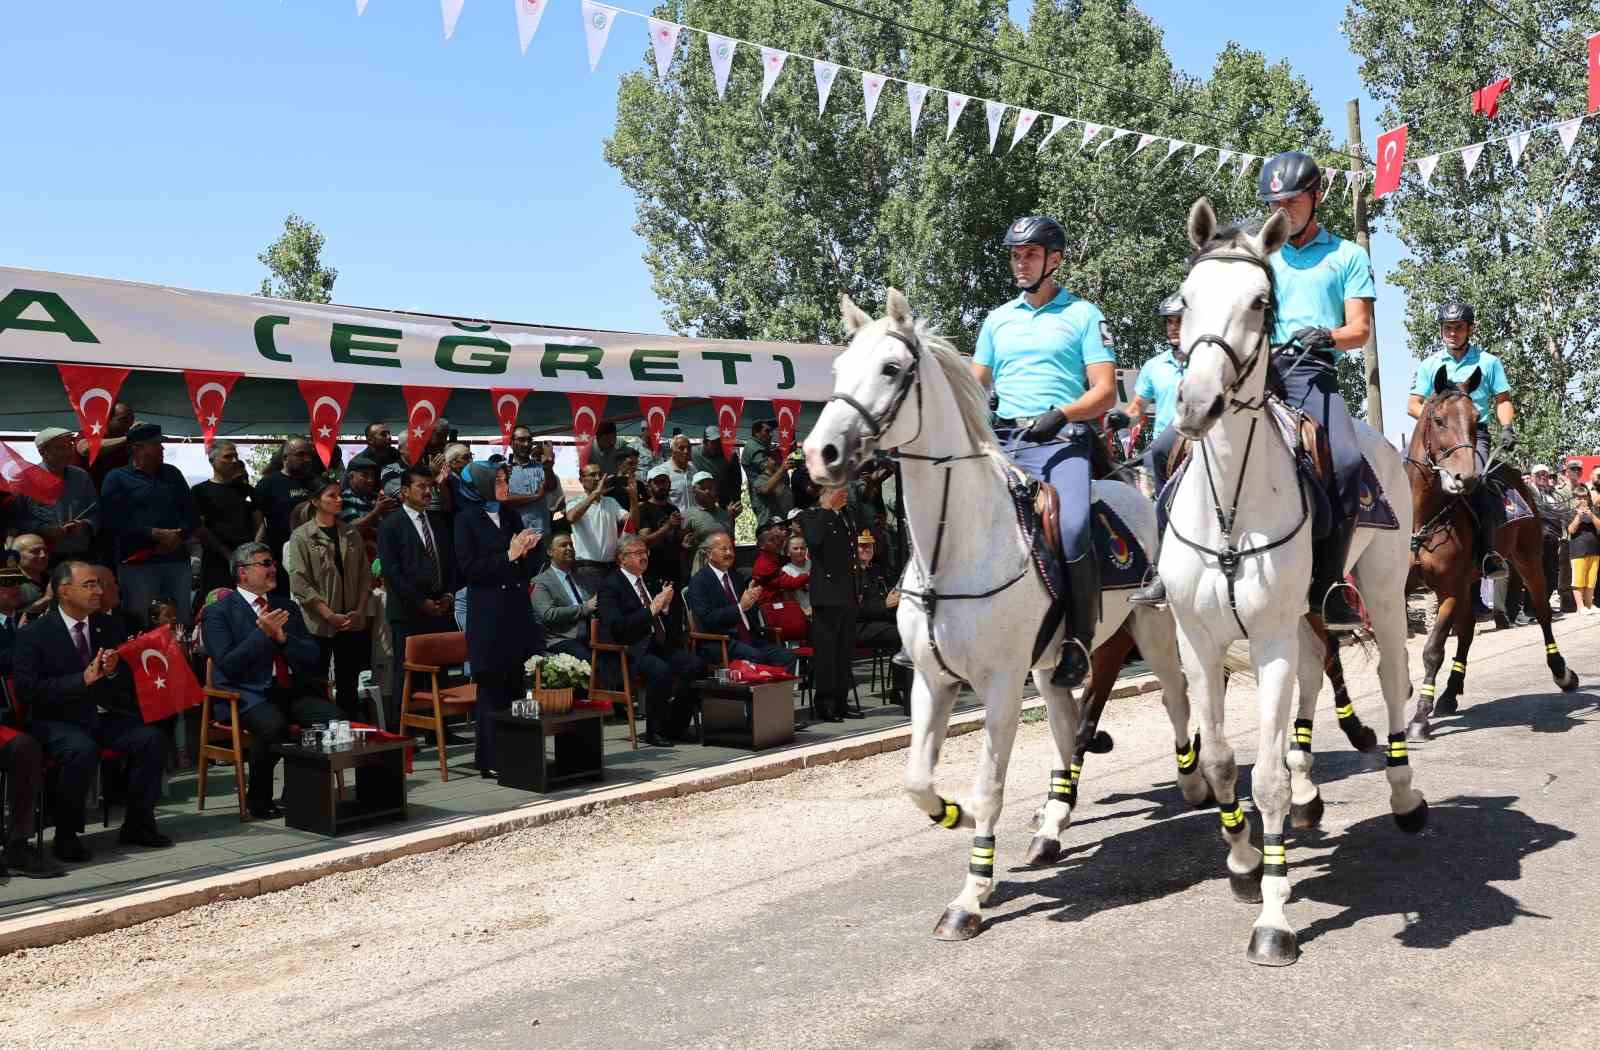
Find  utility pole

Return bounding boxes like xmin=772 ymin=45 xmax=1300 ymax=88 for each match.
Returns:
xmin=1346 ymin=98 xmax=1384 ymax=433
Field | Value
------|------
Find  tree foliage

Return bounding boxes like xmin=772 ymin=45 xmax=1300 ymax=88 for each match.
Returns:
xmin=257 ymin=213 xmax=338 ymax=304
xmin=1345 ymin=0 xmax=1600 ymax=461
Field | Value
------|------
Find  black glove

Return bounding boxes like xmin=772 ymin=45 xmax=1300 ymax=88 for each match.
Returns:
xmin=1021 ymin=407 xmax=1068 ymax=443
xmin=1289 ymin=326 xmax=1336 ymax=353
xmin=1499 ymin=424 xmax=1517 ymax=452
xmin=1105 ymin=409 xmax=1132 ymax=432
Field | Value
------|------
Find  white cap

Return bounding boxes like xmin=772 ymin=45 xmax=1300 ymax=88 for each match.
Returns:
xmin=691 ymin=470 xmax=715 ymax=485
xmin=33 ymin=426 xmax=74 ymax=448
xmin=647 ymin=463 xmax=673 ymax=480
xmin=1531 ymin=464 xmax=1552 ymax=475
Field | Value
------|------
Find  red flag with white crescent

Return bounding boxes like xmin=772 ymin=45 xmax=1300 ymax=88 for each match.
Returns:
xmin=637 ymin=396 xmax=674 ymax=454
xmin=402 ymin=386 xmax=453 ymax=464
xmin=182 ymin=370 xmax=242 ymax=452
xmin=56 ymin=364 xmax=130 ymax=464
xmin=1372 ymin=123 xmax=1407 ymax=199
xmin=566 ymin=393 xmax=608 ymax=469
xmin=0 ymin=441 xmax=65 ymax=505
xmin=1589 ymin=32 xmax=1600 ymax=114
xmin=710 ymin=396 xmax=744 ymax=458
xmin=116 ymin=626 xmax=204 ymax=724
xmin=771 ymin=399 xmax=802 ymax=460
xmin=297 ymin=379 xmax=355 ymax=468
xmin=490 ymin=388 xmax=531 ymax=451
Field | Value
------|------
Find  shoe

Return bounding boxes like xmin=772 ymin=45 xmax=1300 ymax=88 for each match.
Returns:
xmin=890 ymin=648 xmax=913 ymax=669
xmin=52 ymin=833 xmax=92 ymax=864
xmin=644 ymin=732 xmax=674 ymax=748
xmin=248 ymin=801 xmax=284 ymax=820
xmin=1317 ymin=586 xmax=1364 ymax=633
xmin=480 ymin=767 xmax=496 ymax=779
xmin=1511 ymin=613 xmax=1536 ymax=628
xmin=841 ymin=708 xmax=866 ymax=720
xmin=1128 ymin=576 xmax=1167 ymax=607
xmin=4 ymin=844 xmax=66 ymax=879
xmin=118 ymin=824 xmax=175 ymax=850
xmin=1480 ymin=553 xmax=1509 ymax=581
xmin=1049 ymin=640 xmax=1089 ymax=688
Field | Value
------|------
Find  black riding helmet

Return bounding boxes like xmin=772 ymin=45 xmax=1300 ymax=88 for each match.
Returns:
xmin=1436 ymin=301 xmax=1475 ymax=324
xmin=1258 ymin=151 xmax=1322 ymax=203
xmin=1156 ymin=293 xmax=1184 ymax=317
xmin=1000 ymin=216 xmax=1067 ymax=294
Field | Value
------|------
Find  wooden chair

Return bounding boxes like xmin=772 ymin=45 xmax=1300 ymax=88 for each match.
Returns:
xmin=399 ymin=631 xmax=478 ymax=781
xmin=586 ymin=619 xmax=639 ymax=750
xmin=197 ymin=659 xmax=252 ymax=820
xmin=683 ymin=603 xmax=731 ymax=668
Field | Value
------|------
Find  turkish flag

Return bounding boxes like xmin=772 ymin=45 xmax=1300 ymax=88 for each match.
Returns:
xmin=1589 ymin=33 xmax=1600 ymax=114
xmin=402 ymin=386 xmax=453 ymax=464
xmin=57 ymin=364 xmax=130 ymax=464
xmin=566 ymin=393 xmax=608 ymax=469
xmin=771 ymin=399 xmax=802 ymax=460
xmin=1471 ymin=77 xmax=1511 ymax=118
xmin=298 ymin=379 xmax=355 ymax=468
xmin=117 ymin=626 xmax=203 ymax=724
xmin=183 ymin=370 xmax=242 ymax=452
xmin=0 ymin=441 xmax=65 ymax=504
xmin=710 ymin=396 xmax=744 ymax=458
xmin=637 ymin=395 xmax=673 ymax=454
xmin=490 ymin=387 xmax=531 ymax=451
xmin=1372 ymin=123 xmax=1408 ymax=199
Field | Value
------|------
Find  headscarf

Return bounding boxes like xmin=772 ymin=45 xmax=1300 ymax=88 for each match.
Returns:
xmin=461 ymin=461 xmax=502 ymax=514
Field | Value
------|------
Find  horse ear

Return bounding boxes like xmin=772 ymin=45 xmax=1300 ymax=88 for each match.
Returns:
xmin=1187 ymin=198 xmax=1216 ymax=250
xmin=1463 ymin=367 xmax=1482 ymax=394
xmin=1258 ymin=209 xmax=1291 ymax=257
xmin=1432 ymin=364 xmax=1452 ymax=396
xmin=840 ymin=294 xmax=872 ymax=336
xmin=885 ymin=288 xmax=912 ymax=327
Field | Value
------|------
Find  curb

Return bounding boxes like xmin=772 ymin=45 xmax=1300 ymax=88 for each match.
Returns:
xmin=0 ymin=673 xmax=1160 ymax=956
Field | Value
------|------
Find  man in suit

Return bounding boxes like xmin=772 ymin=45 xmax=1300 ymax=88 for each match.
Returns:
xmin=801 ymin=486 xmax=861 ymax=722
xmin=0 ymin=554 xmax=65 ymax=877
xmin=596 ymin=535 xmax=704 ymax=748
xmin=200 ymin=542 xmax=343 ymax=819
xmin=853 ymin=531 xmax=902 ymax=653
xmin=686 ymin=532 xmax=798 ymax=670
xmin=376 ymin=467 xmax=459 ymax=730
xmin=14 ymin=560 xmax=173 ymax=861
xmin=532 ymin=533 xmax=595 ymax=662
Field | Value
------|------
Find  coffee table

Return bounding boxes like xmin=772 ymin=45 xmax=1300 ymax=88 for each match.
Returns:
xmin=696 ymin=678 xmax=796 ymax=750
xmin=492 ymin=707 xmax=607 ymax=793
xmin=273 ymin=737 xmax=411 ymax=836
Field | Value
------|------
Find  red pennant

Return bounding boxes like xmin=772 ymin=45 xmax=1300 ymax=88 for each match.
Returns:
xmin=402 ymin=386 xmax=453 ymax=464
xmin=116 ymin=626 xmax=204 ymax=724
xmin=711 ymin=396 xmax=744 ymax=458
xmin=298 ymin=379 xmax=355 ymax=468
xmin=1589 ymin=33 xmax=1600 ymax=114
xmin=1471 ymin=77 xmax=1511 ymax=118
xmin=566 ymin=393 xmax=608 ymax=469
xmin=56 ymin=364 xmax=130 ymax=464
xmin=0 ymin=441 xmax=65 ymax=505
xmin=1373 ymin=123 xmax=1408 ymax=200
xmin=637 ymin=396 xmax=674 ymax=454
xmin=183 ymin=371 xmax=242 ymax=452
xmin=490 ymin=388 xmax=531 ymax=450
xmin=771 ymin=399 xmax=802 ymax=461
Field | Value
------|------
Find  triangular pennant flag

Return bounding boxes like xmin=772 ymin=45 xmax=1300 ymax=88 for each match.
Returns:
xmin=905 ymin=82 xmax=928 ymax=137
xmin=1416 ymin=153 xmax=1440 ymax=189
xmin=946 ymin=92 xmax=969 ymax=139
xmin=1346 ymin=170 xmax=1366 ymax=201
xmin=1320 ymin=169 xmax=1336 ymax=193
xmin=707 ymin=34 xmax=736 ymax=99
xmin=402 ymin=387 xmax=454 ymax=464
xmin=580 ymin=1 xmax=616 ymax=72
xmin=1010 ymin=109 xmax=1040 ymax=150
xmin=1213 ymin=149 xmax=1235 ymax=174
xmin=814 ymin=60 xmax=839 ymax=115
xmin=637 ymin=396 xmax=674 ymax=454
xmin=57 ymin=364 xmax=130 ymax=464
xmin=1557 ymin=117 xmax=1583 ymax=156
xmin=984 ymin=100 xmax=1007 ymax=153
xmin=441 ymin=0 xmax=464 ymax=39
xmin=771 ymin=399 xmax=802 ymax=460
xmin=356 ymin=0 xmax=369 ymax=14
xmin=1461 ymin=142 xmax=1485 ymax=178
xmin=1236 ymin=154 xmax=1257 ymax=181
xmin=1191 ymin=144 xmax=1212 ymax=163
xmin=514 ymin=0 xmax=548 ymax=55
xmin=1038 ymin=115 xmax=1068 ymax=151
xmin=1080 ymin=122 xmax=1104 ymax=149
xmin=1342 ymin=169 xmax=1360 ymax=190
xmin=759 ymin=47 xmax=787 ymax=103
xmin=183 ymin=370 xmax=242 ymax=452
xmin=1505 ymin=129 xmax=1531 ymax=168
xmin=711 ymin=396 xmax=744 ymax=457
xmin=1095 ymin=128 xmax=1133 ymax=156
xmin=1153 ymin=139 xmax=1185 ymax=168
xmin=490 ymin=388 xmax=531 ymax=450
xmin=862 ymin=72 xmax=887 ymax=127
xmin=566 ymin=393 xmax=608 ymax=469
xmin=298 ymin=379 xmax=355 ymax=468
xmin=647 ymin=18 xmax=682 ymax=83
xmin=1129 ymin=133 xmax=1158 ymax=158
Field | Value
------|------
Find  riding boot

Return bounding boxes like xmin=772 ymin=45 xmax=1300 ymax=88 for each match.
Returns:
xmin=1470 ymin=483 xmax=1509 ymax=580
xmin=1128 ymin=574 xmax=1167 ymax=607
xmin=1050 ymin=553 xmax=1100 ymax=688
xmin=1310 ymin=518 xmax=1362 ymax=632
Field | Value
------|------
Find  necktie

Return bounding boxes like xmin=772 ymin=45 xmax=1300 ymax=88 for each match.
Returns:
xmin=636 ymin=577 xmax=666 ymax=645
xmin=565 ymin=573 xmax=584 ymax=604
xmin=418 ymin=513 xmax=442 ymax=590
xmin=254 ymin=596 xmax=292 ymax=687
xmin=72 ymin=621 xmax=91 ymax=667
xmin=721 ymin=572 xmax=751 ymax=640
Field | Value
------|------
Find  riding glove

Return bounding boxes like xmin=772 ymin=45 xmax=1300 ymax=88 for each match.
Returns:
xmin=1499 ymin=424 xmax=1517 ymax=452
xmin=1288 ymin=326 xmax=1336 ymax=353
xmin=1021 ymin=407 xmax=1068 ymax=443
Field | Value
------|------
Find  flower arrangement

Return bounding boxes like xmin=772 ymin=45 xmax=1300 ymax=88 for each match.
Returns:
xmin=524 ymin=652 xmax=591 ymax=692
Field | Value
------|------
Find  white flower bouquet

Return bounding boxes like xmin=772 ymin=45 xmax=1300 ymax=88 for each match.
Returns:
xmin=524 ymin=652 xmax=591 ymax=692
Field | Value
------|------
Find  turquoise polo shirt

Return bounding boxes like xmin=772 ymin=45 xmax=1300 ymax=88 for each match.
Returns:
xmin=974 ymin=287 xmax=1116 ymax=419
xmin=1411 ymin=343 xmax=1510 ymax=424
xmin=1133 ymin=348 xmax=1185 ymax=432
xmin=1269 ymin=227 xmax=1376 ymax=346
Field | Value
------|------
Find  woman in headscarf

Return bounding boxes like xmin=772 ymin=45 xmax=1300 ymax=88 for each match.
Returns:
xmin=454 ymin=460 xmax=545 ymax=776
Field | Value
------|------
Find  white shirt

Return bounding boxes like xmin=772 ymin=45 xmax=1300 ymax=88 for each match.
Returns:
xmin=663 ymin=462 xmax=695 ymax=516
xmin=566 ymin=493 xmax=628 ymax=562
xmin=711 ymin=566 xmax=751 ymax=631
xmin=234 ymin=586 xmax=267 ymax=610
xmin=404 ymin=505 xmax=438 ymax=549
xmin=59 ymin=606 xmax=89 ymax=641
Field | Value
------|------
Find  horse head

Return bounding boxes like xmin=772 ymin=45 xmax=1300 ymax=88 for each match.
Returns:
xmin=1173 ymin=198 xmax=1290 ymax=439
xmin=1411 ymin=366 xmax=1484 ymax=495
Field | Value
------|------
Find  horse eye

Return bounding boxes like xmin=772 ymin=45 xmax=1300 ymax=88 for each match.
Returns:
xmin=1253 ymin=297 xmax=1269 ymax=311
xmin=881 ymin=362 xmax=902 ymax=378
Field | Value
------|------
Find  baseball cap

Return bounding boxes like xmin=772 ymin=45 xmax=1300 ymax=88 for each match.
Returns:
xmin=691 ymin=470 xmax=715 ymax=485
xmin=703 ymin=425 xmax=720 ymax=440
xmin=33 ymin=426 xmax=74 ymax=448
xmin=1531 ymin=463 xmax=1552 ymax=475
xmin=647 ymin=463 xmax=673 ymax=480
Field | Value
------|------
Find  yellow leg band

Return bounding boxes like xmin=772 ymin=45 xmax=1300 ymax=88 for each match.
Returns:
xmin=1335 ymin=703 xmax=1354 ymax=719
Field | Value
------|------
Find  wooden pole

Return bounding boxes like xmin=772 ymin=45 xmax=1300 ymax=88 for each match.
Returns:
xmin=1346 ymin=98 xmax=1384 ymax=433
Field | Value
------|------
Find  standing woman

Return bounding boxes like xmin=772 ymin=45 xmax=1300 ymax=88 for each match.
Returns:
xmin=1567 ymin=483 xmax=1600 ymax=614
xmin=285 ymin=476 xmax=373 ymax=721
xmin=455 ymin=461 xmax=544 ymax=776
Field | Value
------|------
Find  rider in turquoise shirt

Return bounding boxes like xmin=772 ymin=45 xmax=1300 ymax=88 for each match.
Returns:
xmin=1130 ymin=294 xmax=1185 ymax=493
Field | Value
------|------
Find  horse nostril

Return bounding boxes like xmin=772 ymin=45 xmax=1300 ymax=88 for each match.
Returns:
xmin=821 ymin=443 xmax=840 ymax=465
xmin=1207 ymin=395 xmax=1224 ymax=420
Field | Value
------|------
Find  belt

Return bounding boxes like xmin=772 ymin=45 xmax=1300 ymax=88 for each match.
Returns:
xmin=993 ymin=416 xmax=1037 ymax=431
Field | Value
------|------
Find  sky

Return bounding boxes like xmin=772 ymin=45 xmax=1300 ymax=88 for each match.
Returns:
xmin=0 ymin=0 xmax=1418 ymax=453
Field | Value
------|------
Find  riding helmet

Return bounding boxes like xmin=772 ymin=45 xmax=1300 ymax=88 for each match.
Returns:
xmin=1258 ymin=151 xmax=1322 ymax=203
xmin=1156 ymin=293 xmax=1184 ymax=317
xmin=1000 ymin=215 xmax=1067 ymax=255
xmin=1436 ymin=301 xmax=1475 ymax=324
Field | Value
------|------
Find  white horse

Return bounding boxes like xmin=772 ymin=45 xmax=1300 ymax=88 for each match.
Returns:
xmin=1164 ymin=199 xmax=1426 ymax=966
xmin=803 ymin=289 xmax=1204 ymax=940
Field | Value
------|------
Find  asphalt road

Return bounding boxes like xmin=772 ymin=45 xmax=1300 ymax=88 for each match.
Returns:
xmin=8 ymin=614 xmax=1598 ymax=1050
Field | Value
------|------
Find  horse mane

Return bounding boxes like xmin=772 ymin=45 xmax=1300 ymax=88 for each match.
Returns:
xmin=912 ymin=317 xmax=1005 ymax=464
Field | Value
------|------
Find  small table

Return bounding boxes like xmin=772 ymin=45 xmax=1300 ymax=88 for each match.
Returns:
xmin=492 ymin=708 xmax=607 ymax=793
xmin=696 ymin=678 xmax=796 ymax=750
xmin=273 ymin=738 xmax=411 ymax=836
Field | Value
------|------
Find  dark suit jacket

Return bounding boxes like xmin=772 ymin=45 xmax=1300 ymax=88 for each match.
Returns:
xmin=857 ymin=563 xmax=895 ymax=623
xmin=454 ymin=507 xmax=542 ymax=675
xmin=686 ymin=565 xmax=764 ymax=641
xmin=377 ymin=507 xmax=457 ymax=623
xmin=0 ymin=611 xmax=20 ymax=678
xmin=14 ymin=610 xmax=139 ymax=728
xmin=800 ymin=507 xmax=859 ymax=608
xmin=200 ymin=589 xmax=323 ymax=714
xmin=596 ymin=569 xmax=683 ymax=660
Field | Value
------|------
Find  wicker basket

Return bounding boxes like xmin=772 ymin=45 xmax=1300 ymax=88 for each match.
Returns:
xmin=532 ymin=668 xmax=576 ymax=716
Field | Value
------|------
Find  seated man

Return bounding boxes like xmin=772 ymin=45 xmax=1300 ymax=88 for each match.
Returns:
xmin=596 ymin=536 xmax=704 ymax=748
xmin=14 ymin=560 xmax=173 ymax=862
xmin=532 ymin=533 xmax=595 ymax=663
xmin=853 ymin=531 xmax=902 ymax=653
xmin=200 ymin=542 xmax=343 ymax=820
xmin=0 ymin=554 xmax=66 ymax=878
xmin=686 ymin=532 xmax=798 ymax=670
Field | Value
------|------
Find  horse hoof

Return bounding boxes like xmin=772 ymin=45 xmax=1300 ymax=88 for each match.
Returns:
xmin=1435 ymin=693 xmax=1459 ymax=716
xmin=1560 ymin=668 xmax=1580 ymax=693
xmin=1344 ymin=724 xmax=1379 ymax=753
xmin=1289 ymin=794 xmax=1325 ymax=830
xmin=933 ymin=907 xmax=984 ymax=941
xmin=1086 ymin=730 xmax=1113 ymax=754
xmin=1229 ymin=867 xmax=1263 ymax=904
xmin=1406 ymin=720 xmax=1431 ymax=743
xmin=1024 ymin=836 xmax=1062 ymax=866
xmin=1246 ymin=926 xmax=1300 ymax=967
xmin=1394 ymin=797 xmax=1429 ymax=835
xmin=1027 ymin=807 xmax=1044 ymax=832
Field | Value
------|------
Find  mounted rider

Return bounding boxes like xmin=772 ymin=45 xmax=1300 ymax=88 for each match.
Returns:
xmin=970 ymin=215 xmax=1117 ymax=688
xmin=1130 ymin=293 xmax=1186 ymax=496
xmin=1132 ymin=151 xmax=1375 ymax=631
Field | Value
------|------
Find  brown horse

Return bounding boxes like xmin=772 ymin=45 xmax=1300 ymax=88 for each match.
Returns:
xmin=1406 ymin=370 xmax=1578 ymax=740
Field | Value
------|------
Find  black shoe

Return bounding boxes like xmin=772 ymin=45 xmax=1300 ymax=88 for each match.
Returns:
xmin=4 ymin=844 xmax=67 ymax=879
xmin=1493 ymin=611 xmax=1511 ymax=630
xmin=644 ymin=732 xmax=674 ymax=748
xmin=841 ymin=708 xmax=866 ymax=720
xmin=1480 ymin=552 xmax=1509 ymax=581
xmin=1049 ymin=640 xmax=1090 ymax=688
xmin=1128 ymin=576 xmax=1167 ymax=607
xmin=119 ymin=824 xmax=175 ymax=850
xmin=248 ymin=801 xmax=284 ymax=820
xmin=480 ymin=767 xmax=497 ymax=779
xmin=52 ymin=833 xmax=92 ymax=864
xmin=1317 ymin=585 xmax=1364 ymax=633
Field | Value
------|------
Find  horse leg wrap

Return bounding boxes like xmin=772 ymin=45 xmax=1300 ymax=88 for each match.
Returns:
xmin=1386 ymin=732 xmax=1409 ymax=768
xmin=968 ymin=836 xmax=996 ymax=878
xmin=1260 ymin=833 xmax=1287 ymax=879
xmin=1546 ymin=642 xmax=1569 ymax=680
xmin=1290 ymin=718 xmax=1313 ymax=753
xmin=1174 ymin=740 xmax=1199 ymax=776
xmin=1218 ymin=800 xmax=1248 ymax=836
xmin=1048 ymin=769 xmax=1074 ymax=806
xmin=932 ymin=797 xmax=963 ymax=829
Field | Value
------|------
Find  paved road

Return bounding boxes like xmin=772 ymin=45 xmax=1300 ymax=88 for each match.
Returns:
xmin=8 ymin=615 xmax=1598 ymax=1050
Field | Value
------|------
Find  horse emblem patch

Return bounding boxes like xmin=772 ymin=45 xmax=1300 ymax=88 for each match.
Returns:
xmin=1090 ymin=503 xmax=1148 ymax=589
xmin=1359 ymin=480 xmax=1376 ymax=511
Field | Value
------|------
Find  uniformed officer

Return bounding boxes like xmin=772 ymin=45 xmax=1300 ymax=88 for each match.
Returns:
xmin=971 ymin=215 xmax=1117 ymax=686
xmin=1407 ymin=300 xmax=1515 ymax=579
xmin=1130 ymin=293 xmax=1186 ymax=497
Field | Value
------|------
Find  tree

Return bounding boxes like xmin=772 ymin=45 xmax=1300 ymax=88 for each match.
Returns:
xmin=1345 ymin=0 xmax=1600 ymax=461
xmin=257 ymin=213 xmax=338 ymax=303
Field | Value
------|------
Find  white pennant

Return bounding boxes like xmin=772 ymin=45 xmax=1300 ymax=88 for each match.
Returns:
xmin=707 ymin=34 xmax=736 ymax=99
xmin=1320 ymin=169 xmax=1336 ymax=193
xmin=1129 ymin=133 xmax=1158 ymax=158
xmin=984 ymin=100 xmax=1007 ymax=153
xmin=1461 ymin=142 xmax=1484 ymax=178
xmin=647 ymin=18 xmax=681 ymax=83
xmin=862 ymin=72 xmax=887 ymax=127
xmin=1038 ymin=115 xmax=1069 ymax=151
xmin=946 ymin=92 xmax=969 ymax=139
xmin=1557 ymin=117 xmax=1583 ymax=156
xmin=759 ymin=48 xmax=787 ymax=103
xmin=1505 ymin=129 xmax=1531 ymax=168
xmin=1093 ymin=128 xmax=1125 ymax=156
xmin=905 ymin=82 xmax=929 ymax=137
xmin=1235 ymin=154 xmax=1257 ymax=181
xmin=441 ymin=0 xmax=465 ymax=39
xmin=581 ymin=1 xmax=616 ymax=72
xmin=1080 ymin=122 xmax=1105 ymax=149
xmin=1214 ymin=149 xmax=1234 ymax=174
xmin=1191 ymin=144 xmax=1212 ymax=163
xmin=356 ymin=0 xmax=370 ymax=14
xmin=1154 ymin=139 xmax=1185 ymax=167
xmin=514 ymin=0 xmax=548 ymax=55
xmin=1010 ymin=109 xmax=1040 ymax=150
xmin=813 ymin=60 xmax=839 ymax=115
xmin=1415 ymin=154 xmax=1440 ymax=189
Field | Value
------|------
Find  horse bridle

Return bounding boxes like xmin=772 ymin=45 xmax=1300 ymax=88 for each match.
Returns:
xmin=826 ymin=327 xmax=926 ymax=453
xmin=1176 ymin=249 xmax=1278 ymax=407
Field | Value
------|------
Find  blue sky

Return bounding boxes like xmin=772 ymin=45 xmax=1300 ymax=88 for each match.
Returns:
xmin=1 ymin=0 xmax=1415 ymax=437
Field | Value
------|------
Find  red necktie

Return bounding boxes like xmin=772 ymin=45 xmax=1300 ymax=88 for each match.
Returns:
xmin=721 ymin=572 xmax=751 ymax=641
xmin=255 ymin=596 xmax=292 ymax=687
xmin=72 ymin=621 xmax=91 ymax=667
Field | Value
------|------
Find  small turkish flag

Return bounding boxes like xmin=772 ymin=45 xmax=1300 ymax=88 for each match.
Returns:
xmin=771 ymin=399 xmax=802 ymax=460
xmin=56 ymin=364 xmax=130 ymax=464
xmin=1471 ymin=77 xmax=1511 ymax=118
xmin=637 ymin=395 xmax=674 ymax=454
xmin=183 ymin=370 xmax=242 ymax=452
xmin=1589 ymin=33 xmax=1600 ymax=114
xmin=0 ymin=441 xmax=65 ymax=505
xmin=1372 ymin=123 xmax=1408 ymax=199
xmin=298 ymin=379 xmax=355 ymax=468
xmin=490 ymin=388 xmax=531 ymax=451
xmin=117 ymin=626 xmax=203 ymax=724
xmin=711 ymin=396 xmax=744 ymax=458
xmin=566 ymin=393 xmax=608 ymax=469
xmin=402 ymin=386 xmax=452 ymax=464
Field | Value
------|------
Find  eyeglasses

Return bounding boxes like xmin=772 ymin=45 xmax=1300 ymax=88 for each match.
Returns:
xmin=245 ymin=559 xmax=276 ymax=569
xmin=1568 ymin=465 xmax=1583 ymax=472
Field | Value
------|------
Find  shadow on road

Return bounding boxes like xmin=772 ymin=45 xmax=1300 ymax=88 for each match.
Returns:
xmin=1430 ymin=690 xmax=1600 ymax=740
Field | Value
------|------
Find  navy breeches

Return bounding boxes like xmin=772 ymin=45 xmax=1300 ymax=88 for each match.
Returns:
xmin=1273 ymin=356 xmax=1362 ymax=518
xmin=1000 ymin=423 xmax=1094 ymax=561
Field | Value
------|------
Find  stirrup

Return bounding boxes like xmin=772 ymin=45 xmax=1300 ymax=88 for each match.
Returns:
xmin=1049 ymin=638 xmax=1091 ymax=688
xmin=1480 ymin=552 xmax=1509 ymax=581
xmin=1317 ymin=581 xmax=1364 ymax=633
xmin=1128 ymin=574 xmax=1167 ymax=608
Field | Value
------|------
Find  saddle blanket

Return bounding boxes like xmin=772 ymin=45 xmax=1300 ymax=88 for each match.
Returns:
xmin=1265 ymin=398 xmax=1398 ymax=531
xmin=1497 ymin=481 xmax=1534 ymax=524
xmin=1093 ymin=501 xmax=1152 ymax=590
